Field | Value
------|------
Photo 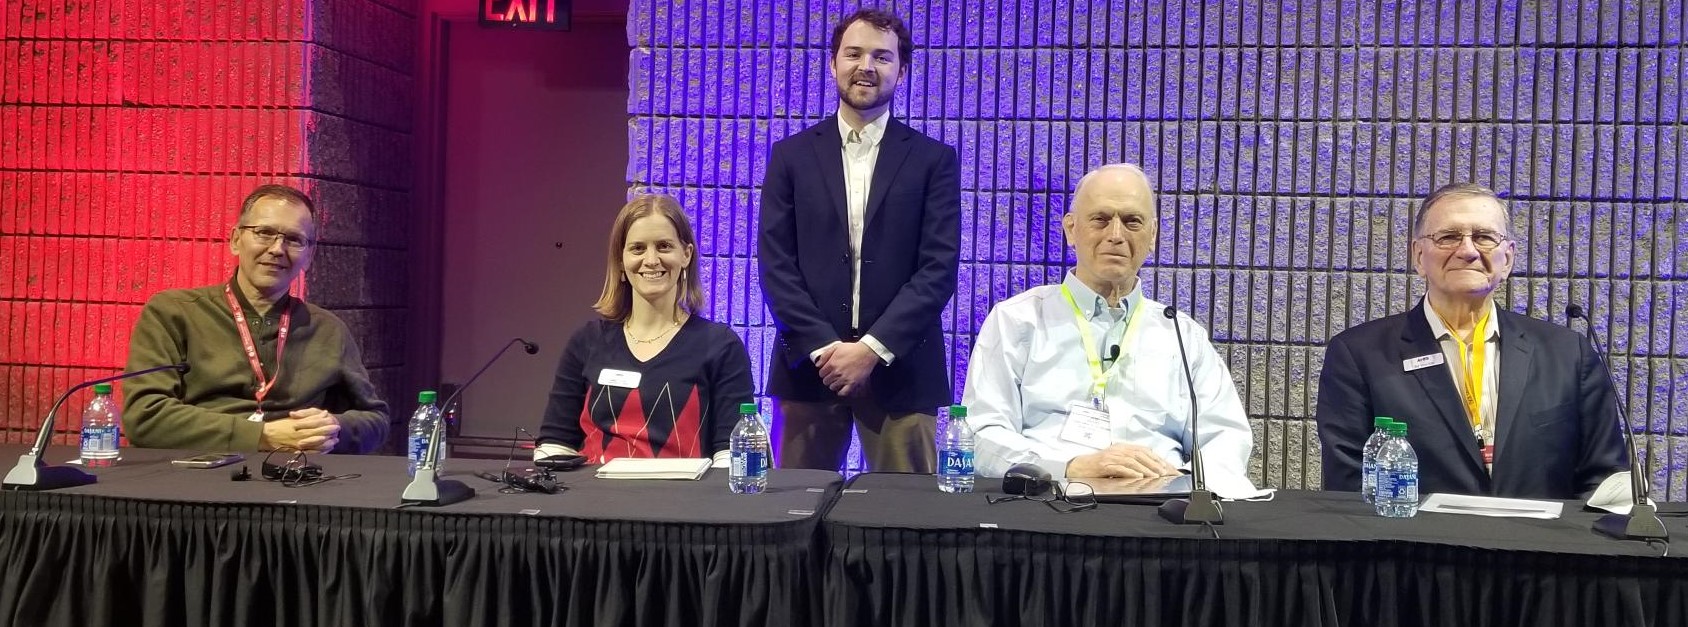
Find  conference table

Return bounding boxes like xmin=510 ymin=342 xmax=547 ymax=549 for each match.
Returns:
xmin=821 ymin=474 xmax=1688 ymax=627
xmin=6 ymin=453 xmax=1687 ymax=627
xmin=0 ymin=446 xmax=839 ymax=627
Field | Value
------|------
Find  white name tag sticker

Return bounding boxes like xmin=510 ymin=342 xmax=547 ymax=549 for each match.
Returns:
xmin=597 ymin=368 xmax=642 ymax=388
xmin=1058 ymin=402 xmax=1112 ymax=450
xmin=1402 ymin=353 xmax=1446 ymax=372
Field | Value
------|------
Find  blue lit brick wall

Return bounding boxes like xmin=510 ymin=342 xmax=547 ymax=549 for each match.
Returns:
xmin=628 ymin=0 xmax=1687 ymax=496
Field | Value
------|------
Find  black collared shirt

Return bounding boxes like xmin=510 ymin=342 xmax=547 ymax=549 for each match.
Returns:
xmin=226 ymin=274 xmax=293 ymax=380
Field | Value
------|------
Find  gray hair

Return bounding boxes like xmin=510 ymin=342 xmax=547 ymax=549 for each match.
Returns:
xmin=1413 ymin=182 xmax=1512 ymax=237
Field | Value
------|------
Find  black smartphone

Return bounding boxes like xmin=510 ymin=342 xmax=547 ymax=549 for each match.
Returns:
xmin=171 ymin=453 xmax=245 ymax=469
xmin=535 ymin=454 xmax=587 ymax=471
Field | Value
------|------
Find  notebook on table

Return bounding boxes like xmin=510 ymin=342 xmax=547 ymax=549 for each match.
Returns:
xmin=594 ymin=457 xmax=711 ymax=480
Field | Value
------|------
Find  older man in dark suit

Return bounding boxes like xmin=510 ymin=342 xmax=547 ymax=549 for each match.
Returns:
xmin=758 ymin=8 xmax=960 ymax=473
xmin=1316 ymin=183 xmax=1627 ymax=499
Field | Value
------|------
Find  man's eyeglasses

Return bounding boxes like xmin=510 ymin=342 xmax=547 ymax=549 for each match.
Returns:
xmin=238 ymin=226 xmax=315 ymax=251
xmin=986 ymin=483 xmax=1099 ymax=513
xmin=1419 ymin=229 xmax=1509 ymax=251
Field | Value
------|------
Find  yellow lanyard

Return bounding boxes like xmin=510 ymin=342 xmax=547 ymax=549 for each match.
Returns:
xmin=1436 ymin=308 xmax=1492 ymax=438
xmin=1061 ymin=285 xmax=1147 ymax=406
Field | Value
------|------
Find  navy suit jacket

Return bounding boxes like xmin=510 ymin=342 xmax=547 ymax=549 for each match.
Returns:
xmin=757 ymin=116 xmax=960 ymax=412
xmin=1315 ymin=301 xmax=1628 ymax=500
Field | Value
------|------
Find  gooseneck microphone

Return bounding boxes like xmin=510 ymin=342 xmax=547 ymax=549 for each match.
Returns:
xmin=4 ymin=362 xmax=190 ymax=491
xmin=1155 ymin=306 xmax=1224 ymax=525
xmin=1567 ymin=305 xmax=1667 ymax=541
xmin=402 ymin=338 xmax=539 ymax=506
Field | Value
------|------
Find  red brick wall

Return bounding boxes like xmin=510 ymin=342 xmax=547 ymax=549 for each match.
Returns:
xmin=1 ymin=0 xmax=415 ymax=445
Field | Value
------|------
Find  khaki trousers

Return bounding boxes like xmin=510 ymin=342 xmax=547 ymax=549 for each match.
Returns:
xmin=774 ymin=397 xmax=937 ymax=473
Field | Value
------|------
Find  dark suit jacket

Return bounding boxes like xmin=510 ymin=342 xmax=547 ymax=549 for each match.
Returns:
xmin=757 ymin=116 xmax=960 ymax=412
xmin=1315 ymin=301 xmax=1628 ymax=500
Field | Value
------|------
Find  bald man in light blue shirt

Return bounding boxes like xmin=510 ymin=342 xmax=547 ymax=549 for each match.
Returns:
xmin=961 ymin=165 xmax=1253 ymax=482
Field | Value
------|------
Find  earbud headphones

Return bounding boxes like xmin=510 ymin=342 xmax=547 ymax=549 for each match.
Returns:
xmin=476 ymin=468 xmax=563 ymax=495
xmin=262 ymin=459 xmax=323 ymax=482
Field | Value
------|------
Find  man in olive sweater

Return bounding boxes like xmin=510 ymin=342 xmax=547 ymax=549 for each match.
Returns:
xmin=122 ymin=185 xmax=389 ymax=453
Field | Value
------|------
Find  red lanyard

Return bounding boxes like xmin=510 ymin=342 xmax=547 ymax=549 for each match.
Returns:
xmin=224 ymin=285 xmax=293 ymax=409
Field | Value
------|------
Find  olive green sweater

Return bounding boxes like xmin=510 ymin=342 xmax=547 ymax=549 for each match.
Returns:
xmin=122 ymin=283 xmax=389 ymax=453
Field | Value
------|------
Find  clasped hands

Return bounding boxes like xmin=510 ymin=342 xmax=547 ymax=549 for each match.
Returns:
xmin=1065 ymin=443 xmax=1181 ymax=479
xmin=259 ymin=407 xmax=342 ymax=453
xmin=817 ymin=341 xmax=880 ymax=397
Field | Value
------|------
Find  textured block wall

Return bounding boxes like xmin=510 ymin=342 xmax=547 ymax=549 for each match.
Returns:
xmin=628 ymin=0 xmax=1688 ymax=495
xmin=0 ymin=0 xmax=415 ymax=448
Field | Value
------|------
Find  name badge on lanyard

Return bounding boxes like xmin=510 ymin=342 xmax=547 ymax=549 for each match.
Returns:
xmin=224 ymin=285 xmax=293 ymax=422
xmin=1059 ymin=401 xmax=1112 ymax=450
xmin=1436 ymin=307 xmax=1494 ymax=474
xmin=1060 ymin=284 xmax=1148 ymax=411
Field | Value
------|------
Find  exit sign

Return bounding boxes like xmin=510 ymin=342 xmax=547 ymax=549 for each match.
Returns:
xmin=481 ymin=0 xmax=571 ymax=31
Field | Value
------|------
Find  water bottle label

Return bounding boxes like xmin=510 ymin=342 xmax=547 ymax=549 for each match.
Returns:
xmin=938 ymin=449 xmax=974 ymax=476
xmin=732 ymin=451 xmax=767 ymax=477
xmin=1382 ymin=472 xmax=1418 ymax=500
xmin=408 ymin=434 xmax=428 ymax=462
xmin=81 ymin=426 xmax=117 ymax=451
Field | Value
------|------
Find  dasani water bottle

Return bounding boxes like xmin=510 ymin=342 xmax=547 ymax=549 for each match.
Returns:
xmin=407 ymin=390 xmax=443 ymax=477
xmin=730 ymin=402 xmax=770 ymax=494
xmin=79 ymin=382 xmax=120 ymax=467
xmin=1375 ymin=421 xmax=1420 ymax=518
xmin=937 ymin=404 xmax=975 ymax=493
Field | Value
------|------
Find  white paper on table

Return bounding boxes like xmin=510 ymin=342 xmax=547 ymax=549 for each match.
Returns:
xmin=594 ymin=457 xmax=711 ymax=480
xmin=1420 ymin=493 xmax=1563 ymax=519
xmin=1208 ymin=471 xmax=1275 ymax=501
xmin=1584 ymin=471 xmax=1656 ymax=515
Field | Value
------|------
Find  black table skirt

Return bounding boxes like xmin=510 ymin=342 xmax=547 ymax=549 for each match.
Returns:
xmin=822 ymin=474 xmax=1688 ymax=627
xmin=8 ymin=454 xmax=1688 ymax=627
xmin=0 ymin=448 xmax=839 ymax=627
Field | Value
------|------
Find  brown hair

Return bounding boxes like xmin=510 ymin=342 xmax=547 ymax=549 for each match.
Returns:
xmin=238 ymin=184 xmax=316 ymax=223
xmin=830 ymin=8 xmax=914 ymax=68
xmin=593 ymin=194 xmax=703 ymax=321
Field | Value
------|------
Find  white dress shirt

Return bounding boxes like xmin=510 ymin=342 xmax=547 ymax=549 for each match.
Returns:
xmin=817 ymin=111 xmax=895 ymax=364
xmin=1422 ymin=298 xmax=1501 ymax=445
xmin=961 ymin=272 xmax=1254 ymax=482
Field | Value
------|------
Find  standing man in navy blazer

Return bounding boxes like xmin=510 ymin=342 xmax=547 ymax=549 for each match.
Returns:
xmin=758 ymin=8 xmax=960 ymax=473
xmin=1316 ymin=183 xmax=1627 ymax=500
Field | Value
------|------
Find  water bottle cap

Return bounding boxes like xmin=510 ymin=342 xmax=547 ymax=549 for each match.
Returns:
xmin=948 ymin=404 xmax=967 ymax=418
xmin=1373 ymin=416 xmax=1392 ymax=427
xmin=1390 ymin=422 xmax=1408 ymax=436
xmin=418 ymin=390 xmax=438 ymax=403
xmin=739 ymin=402 xmax=758 ymax=414
xmin=93 ymin=383 xmax=112 ymax=394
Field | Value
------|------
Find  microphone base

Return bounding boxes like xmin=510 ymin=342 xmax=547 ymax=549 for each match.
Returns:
xmin=400 ymin=469 xmax=476 ymax=507
xmin=1158 ymin=489 xmax=1225 ymax=525
xmin=1593 ymin=505 xmax=1669 ymax=541
xmin=2 ymin=454 xmax=98 ymax=491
